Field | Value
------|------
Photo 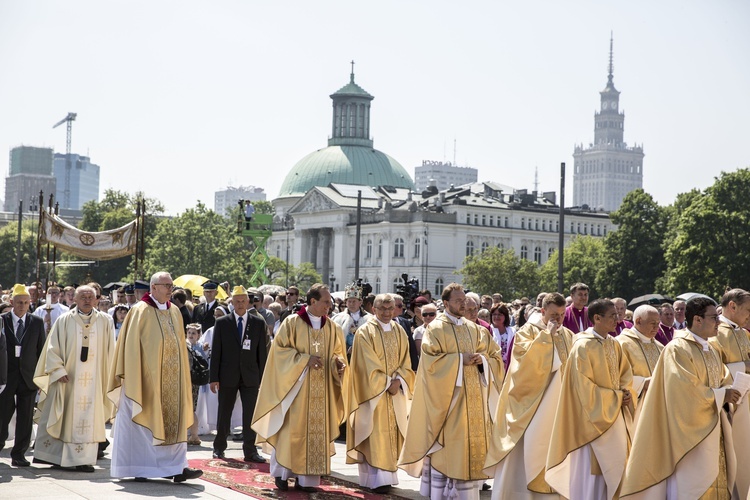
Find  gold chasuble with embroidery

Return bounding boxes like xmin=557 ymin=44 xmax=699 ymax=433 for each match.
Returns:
xmin=545 ymin=331 xmax=634 ymax=500
xmin=617 ymin=328 xmax=664 ymax=429
xmin=709 ymin=320 xmax=750 ymax=499
xmin=399 ymin=314 xmax=504 ymax=481
xmin=33 ymin=310 xmax=114 ymax=466
xmin=107 ymin=298 xmax=192 ymax=444
xmin=252 ymin=307 xmax=347 ymax=477
xmin=483 ymin=317 xmax=574 ymax=495
xmin=622 ymin=330 xmax=735 ymax=499
xmin=346 ymin=316 xmax=415 ymax=471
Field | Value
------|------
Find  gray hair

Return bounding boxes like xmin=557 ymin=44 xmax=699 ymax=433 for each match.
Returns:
xmin=633 ymin=305 xmax=659 ymax=323
xmin=465 ymin=292 xmax=481 ymax=307
xmin=150 ymin=271 xmax=172 ymax=286
xmin=74 ymin=285 xmax=97 ymax=299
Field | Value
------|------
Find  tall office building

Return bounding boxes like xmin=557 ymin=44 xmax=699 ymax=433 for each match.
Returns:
xmin=414 ymin=160 xmax=478 ymax=192
xmin=53 ymin=153 xmax=100 ymax=211
xmin=214 ymin=186 xmax=266 ymax=216
xmin=573 ymin=36 xmax=644 ymax=212
xmin=4 ymin=146 xmax=56 ymax=212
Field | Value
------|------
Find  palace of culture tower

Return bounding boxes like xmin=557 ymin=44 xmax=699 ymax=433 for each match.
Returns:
xmin=573 ymin=36 xmax=644 ymax=212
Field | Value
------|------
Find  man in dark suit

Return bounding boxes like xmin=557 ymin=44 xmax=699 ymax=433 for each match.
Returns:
xmin=0 ymin=284 xmax=47 ymax=466
xmin=210 ymin=285 xmax=267 ymax=463
xmin=193 ymin=280 xmax=220 ymax=333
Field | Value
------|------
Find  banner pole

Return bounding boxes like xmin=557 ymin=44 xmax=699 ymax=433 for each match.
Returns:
xmin=36 ymin=190 xmax=44 ymax=286
xmin=51 ymin=201 xmax=59 ymax=284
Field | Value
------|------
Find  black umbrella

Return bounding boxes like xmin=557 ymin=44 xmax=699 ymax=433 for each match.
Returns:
xmin=103 ymin=281 xmax=129 ymax=292
xmin=628 ymin=294 xmax=674 ymax=309
xmin=676 ymin=292 xmax=714 ymax=302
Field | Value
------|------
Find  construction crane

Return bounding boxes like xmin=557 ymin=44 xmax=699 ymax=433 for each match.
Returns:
xmin=52 ymin=112 xmax=77 ymax=209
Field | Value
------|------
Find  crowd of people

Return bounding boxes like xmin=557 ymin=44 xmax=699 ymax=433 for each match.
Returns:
xmin=0 ymin=275 xmax=748 ymax=499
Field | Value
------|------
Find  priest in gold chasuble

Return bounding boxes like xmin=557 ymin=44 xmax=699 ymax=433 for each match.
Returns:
xmin=399 ymin=283 xmax=504 ymax=500
xmin=252 ymin=284 xmax=347 ymax=492
xmin=33 ymin=286 xmax=114 ymax=470
xmin=622 ymin=297 xmax=740 ymax=500
xmin=483 ymin=292 xmax=573 ymax=499
xmin=346 ymin=293 xmax=415 ymax=493
xmin=616 ymin=305 xmax=664 ymax=429
xmin=708 ymin=288 xmax=750 ymax=499
xmin=108 ymin=272 xmax=200 ymax=482
xmin=545 ymin=299 xmax=635 ymax=500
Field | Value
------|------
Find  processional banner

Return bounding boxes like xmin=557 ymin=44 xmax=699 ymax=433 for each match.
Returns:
xmin=38 ymin=210 xmax=138 ymax=260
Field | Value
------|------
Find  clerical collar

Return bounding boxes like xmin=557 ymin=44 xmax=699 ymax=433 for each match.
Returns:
xmin=376 ymin=318 xmax=391 ymax=331
xmin=78 ymin=308 xmax=93 ymax=317
xmin=586 ymin=327 xmax=608 ymax=340
xmin=153 ymin=298 xmax=168 ymax=310
xmin=444 ymin=311 xmax=464 ymax=326
xmin=688 ymin=330 xmax=710 ymax=351
xmin=308 ymin=312 xmax=322 ymax=329
xmin=632 ymin=327 xmax=652 ymax=344
xmin=719 ymin=315 xmax=739 ymax=329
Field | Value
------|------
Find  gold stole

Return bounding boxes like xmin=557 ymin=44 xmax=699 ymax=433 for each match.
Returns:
xmin=700 ymin=347 xmax=730 ymax=499
xmin=307 ymin=326 xmax=327 ymax=475
xmin=379 ymin=325 xmax=400 ymax=464
xmin=155 ymin=309 xmax=181 ymax=444
xmin=452 ymin=322 xmax=488 ymax=479
xmin=590 ymin=336 xmax=620 ymax=476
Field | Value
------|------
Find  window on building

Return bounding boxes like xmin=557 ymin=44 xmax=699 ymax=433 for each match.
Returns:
xmin=535 ymin=219 xmax=539 ymax=230
xmin=481 ymin=241 xmax=489 ymax=253
xmin=534 ymin=246 xmax=542 ymax=264
xmin=474 ymin=214 xmax=479 ymax=225
xmin=521 ymin=218 xmax=526 ymax=229
xmin=520 ymin=245 xmax=528 ymax=260
xmin=394 ymin=238 xmax=404 ymax=258
xmin=548 ymin=247 xmax=555 ymax=259
xmin=542 ymin=220 xmax=546 ymax=231
xmin=434 ymin=278 xmax=444 ymax=296
xmin=378 ymin=239 xmax=383 ymax=259
xmin=498 ymin=242 xmax=505 ymax=250
xmin=414 ymin=238 xmax=421 ymax=258
xmin=466 ymin=240 xmax=475 ymax=257
xmin=366 ymin=239 xmax=372 ymax=259
xmin=505 ymin=217 xmax=509 ymax=228
xmin=466 ymin=213 xmax=471 ymax=224
xmin=489 ymin=215 xmax=494 ymax=226
xmin=375 ymin=277 xmax=381 ymax=294
xmin=482 ymin=215 xmax=486 ymax=226
xmin=276 ymin=245 xmax=281 ymax=258
xmin=393 ymin=276 xmax=405 ymax=292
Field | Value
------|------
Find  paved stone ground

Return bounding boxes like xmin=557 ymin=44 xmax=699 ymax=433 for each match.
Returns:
xmin=0 ymin=426 xmax=493 ymax=499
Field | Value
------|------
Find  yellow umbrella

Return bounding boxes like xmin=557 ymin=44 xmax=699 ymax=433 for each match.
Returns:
xmin=173 ymin=274 xmax=228 ymax=301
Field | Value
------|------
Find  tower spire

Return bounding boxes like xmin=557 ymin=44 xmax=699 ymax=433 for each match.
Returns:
xmin=608 ymin=32 xmax=614 ymax=83
xmin=350 ymin=60 xmax=355 ymax=83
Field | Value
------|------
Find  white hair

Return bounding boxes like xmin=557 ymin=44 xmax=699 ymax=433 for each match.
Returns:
xmin=465 ymin=292 xmax=481 ymax=307
xmin=633 ymin=304 xmax=659 ymax=323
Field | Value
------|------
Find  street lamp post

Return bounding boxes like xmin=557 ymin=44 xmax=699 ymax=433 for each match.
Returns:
xmin=284 ymin=214 xmax=292 ymax=288
xmin=330 ymin=273 xmax=336 ymax=292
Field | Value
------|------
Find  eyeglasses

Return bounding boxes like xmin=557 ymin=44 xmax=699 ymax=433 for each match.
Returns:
xmin=395 ymin=303 xmax=404 ymax=308
xmin=154 ymin=283 xmax=173 ymax=288
xmin=377 ymin=306 xmax=395 ymax=312
xmin=422 ymin=312 xmax=436 ymax=318
xmin=700 ymin=314 xmax=720 ymax=322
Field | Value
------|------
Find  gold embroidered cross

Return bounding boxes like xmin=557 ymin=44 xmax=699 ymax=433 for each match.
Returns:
xmin=78 ymin=373 xmax=93 ymax=387
xmin=75 ymin=420 xmax=91 ymax=436
xmin=312 ymin=340 xmax=321 ymax=353
xmin=77 ymin=396 xmax=92 ymax=411
xmin=75 ymin=444 xmax=84 ymax=453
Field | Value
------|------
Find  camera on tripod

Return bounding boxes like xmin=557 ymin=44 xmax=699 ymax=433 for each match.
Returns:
xmin=395 ymin=273 xmax=420 ymax=307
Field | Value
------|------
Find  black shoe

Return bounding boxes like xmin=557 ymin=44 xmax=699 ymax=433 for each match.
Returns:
xmin=244 ymin=453 xmax=266 ymax=463
xmin=232 ymin=433 xmax=244 ymax=442
xmin=274 ymin=477 xmax=289 ymax=491
xmin=134 ymin=477 xmax=148 ymax=482
xmin=11 ymin=457 xmax=31 ymax=467
xmin=372 ymin=485 xmax=391 ymax=494
xmin=97 ymin=450 xmax=105 ymax=459
xmin=482 ymin=482 xmax=491 ymax=491
xmin=294 ymin=481 xmax=317 ymax=492
xmin=172 ymin=467 xmax=203 ymax=483
xmin=75 ymin=464 xmax=96 ymax=472
xmin=212 ymin=451 xmax=226 ymax=459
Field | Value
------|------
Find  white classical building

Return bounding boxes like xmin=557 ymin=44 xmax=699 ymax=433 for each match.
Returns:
xmin=268 ymin=181 xmax=613 ymax=295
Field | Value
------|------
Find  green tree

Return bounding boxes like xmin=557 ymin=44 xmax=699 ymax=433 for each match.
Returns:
xmin=0 ymin=219 xmax=38 ymax=286
xmin=459 ymin=247 xmax=541 ymax=299
xmin=597 ymin=189 xmax=667 ymax=299
xmin=539 ymin=236 xmax=606 ymax=299
xmin=142 ymin=202 xmax=254 ymax=283
xmin=661 ymin=169 xmax=750 ymax=297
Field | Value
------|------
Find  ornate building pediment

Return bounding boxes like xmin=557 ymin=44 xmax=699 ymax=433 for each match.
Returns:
xmin=290 ymin=189 xmax=339 ymax=214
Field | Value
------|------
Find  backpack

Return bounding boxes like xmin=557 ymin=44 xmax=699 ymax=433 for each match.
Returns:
xmin=188 ymin=346 xmax=210 ymax=386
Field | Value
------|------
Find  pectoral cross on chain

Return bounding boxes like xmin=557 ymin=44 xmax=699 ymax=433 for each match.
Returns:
xmin=312 ymin=340 xmax=321 ymax=353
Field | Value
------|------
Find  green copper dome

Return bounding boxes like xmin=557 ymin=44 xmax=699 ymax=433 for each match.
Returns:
xmin=279 ymin=145 xmax=414 ymax=197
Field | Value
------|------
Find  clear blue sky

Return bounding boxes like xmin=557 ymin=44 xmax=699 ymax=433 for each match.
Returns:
xmin=1 ymin=0 xmax=748 ymax=215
